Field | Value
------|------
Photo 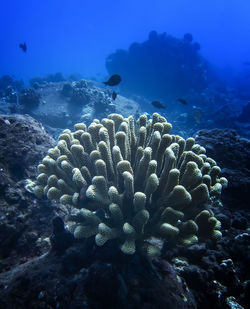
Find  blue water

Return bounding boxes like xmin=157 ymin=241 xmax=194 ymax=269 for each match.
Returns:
xmin=0 ymin=0 xmax=250 ymax=82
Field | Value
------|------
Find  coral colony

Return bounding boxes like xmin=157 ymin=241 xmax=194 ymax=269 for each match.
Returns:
xmin=35 ymin=113 xmax=227 ymax=257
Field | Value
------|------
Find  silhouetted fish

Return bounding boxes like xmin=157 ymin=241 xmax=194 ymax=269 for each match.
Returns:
xmin=19 ymin=42 xmax=27 ymax=52
xmin=152 ymin=101 xmax=166 ymax=109
xmin=177 ymin=98 xmax=188 ymax=105
xmin=103 ymin=74 xmax=122 ymax=86
xmin=112 ymin=91 xmax=117 ymax=100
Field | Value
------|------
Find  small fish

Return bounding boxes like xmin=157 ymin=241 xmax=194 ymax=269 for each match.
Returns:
xmin=152 ymin=101 xmax=166 ymax=109
xmin=19 ymin=42 xmax=27 ymax=52
xmin=177 ymin=98 xmax=188 ymax=105
xmin=103 ymin=74 xmax=122 ymax=86
xmin=112 ymin=91 xmax=117 ymax=100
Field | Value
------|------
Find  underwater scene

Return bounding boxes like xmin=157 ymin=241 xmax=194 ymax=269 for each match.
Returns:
xmin=0 ymin=1 xmax=249 ymax=308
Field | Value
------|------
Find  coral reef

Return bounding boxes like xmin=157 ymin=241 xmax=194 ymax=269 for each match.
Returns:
xmin=0 ymin=114 xmax=55 ymax=180
xmin=61 ymin=81 xmax=90 ymax=115
xmin=195 ymin=129 xmax=250 ymax=208
xmin=1 ymin=79 xmax=140 ymax=136
xmin=60 ymin=79 xmax=114 ymax=117
xmin=27 ymin=80 xmax=139 ymax=134
xmin=106 ymin=31 xmax=211 ymax=101
xmin=0 ymin=75 xmax=24 ymax=111
xmin=0 ymin=75 xmax=23 ymax=96
xmin=29 ymin=72 xmax=66 ymax=87
xmin=0 ymin=114 xmax=248 ymax=309
xmin=19 ymin=88 xmax=41 ymax=111
xmin=34 ymin=113 xmax=227 ymax=257
xmin=0 ymin=114 xmax=58 ymax=271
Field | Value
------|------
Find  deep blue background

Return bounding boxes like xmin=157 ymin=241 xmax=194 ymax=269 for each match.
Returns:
xmin=0 ymin=0 xmax=249 ymax=82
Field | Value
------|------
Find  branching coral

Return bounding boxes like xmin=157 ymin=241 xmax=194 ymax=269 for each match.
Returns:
xmin=34 ymin=113 xmax=227 ymax=257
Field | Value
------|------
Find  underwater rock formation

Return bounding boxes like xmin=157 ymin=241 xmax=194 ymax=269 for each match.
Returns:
xmin=60 ymin=79 xmax=115 ymax=117
xmin=0 ymin=239 xmax=196 ymax=308
xmin=106 ymin=31 xmax=211 ymax=101
xmin=0 ymin=75 xmax=23 ymax=96
xmin=0 ymin=114 xmax=57 ymax=270
xmin=29 ymin=72 xmax=66 ymax=86
xmin=0 ymin=114 xmax=55 ymax=180
xmin=195 ymin=128 xmax=250 ymax=208
xmin=19 ymin=88 xmax=41 ymax=111
xmin=34 ymin=112 xmax=227 ymax=257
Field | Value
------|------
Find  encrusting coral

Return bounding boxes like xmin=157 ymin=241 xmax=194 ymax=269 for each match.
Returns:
xmin=34 ymin=113 xmax=227 ymax=257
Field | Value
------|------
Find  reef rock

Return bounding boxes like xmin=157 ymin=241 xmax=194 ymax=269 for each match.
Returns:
xmin=194 ymin=129 xmax=250 ymax=208
xmin=0 ymin=114 xmax=55 ymax=180
xmin=0 ymin=114 xmax=63 ymax=272
xmin=106 ymin=30 xmax=210 ymax=101
xmin=1 ymin=80 xmax=141 ymax=137
xmin=0 ymin=239 xmax=196 ymax=308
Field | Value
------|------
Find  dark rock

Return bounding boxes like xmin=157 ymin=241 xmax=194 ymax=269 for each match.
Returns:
xmin=181 ymin=265 xmax=209 ymax=290
xmin=0 ymin=114 xmax=64 ymax=272
xmin=61 ymin=82 xmax=73 ymax=97
xmin=0 ymin=114 xmax=55 ymax=180
xmin=232 ymin=216 xmax=248 ymax=229
xmin=0 ymin=242 xmax=196 ymax=309
xmin=83 ymin=261 xmax=120 ymax=307
xmin=50 ymin=217 xmax=74 ymax=255
xmin=216 ymin=259 xmax=243 ymax=295
xmin=216 ymin=213 xmax=231 ymax=230
xmin=195 ymin=129 xmax=250 ymax=208
xmin=60 ymin=242 xmax=92 ymax=274
xmin=242 ymin=280 xmax=250 ymax=308
xmin=19 ymin=88 xmax=41 ymax=111
xmin=0 ymin=223 xmax=26 ymax=258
